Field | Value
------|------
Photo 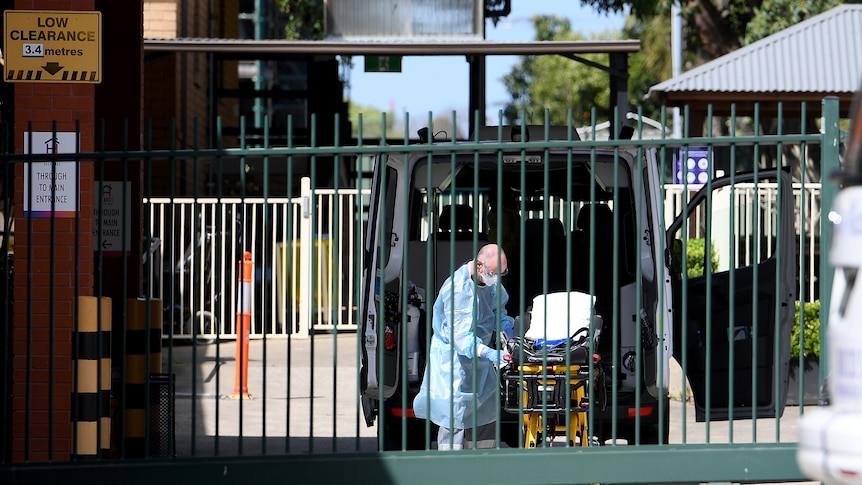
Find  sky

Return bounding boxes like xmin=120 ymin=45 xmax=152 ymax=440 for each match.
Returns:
xmin=345 ymin=0 xmax=628 ymax=127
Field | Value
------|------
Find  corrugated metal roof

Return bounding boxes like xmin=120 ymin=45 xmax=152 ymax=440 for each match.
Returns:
xmin=650 ymin=4 xmax=862 ymax=96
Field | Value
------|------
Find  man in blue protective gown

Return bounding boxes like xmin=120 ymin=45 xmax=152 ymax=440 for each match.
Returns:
xmin=413 ymin=243 xmax=514 ymax=450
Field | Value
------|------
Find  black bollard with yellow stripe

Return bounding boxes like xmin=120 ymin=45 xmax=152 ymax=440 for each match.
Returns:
xmin=124 ymin=297 xmax=162 ymax=457
xmin=73 ymin=296 xmax=112 ymax=460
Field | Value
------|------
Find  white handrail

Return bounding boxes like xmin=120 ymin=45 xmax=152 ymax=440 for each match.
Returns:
xmin=145 ymin=180 xmax=822 ymax=340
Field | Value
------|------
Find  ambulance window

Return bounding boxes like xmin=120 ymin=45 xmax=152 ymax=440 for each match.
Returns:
xmin=722 ymin=181 xmax=784 ymax=269
xmin=673 ymin=179 xmax=783 ymax=278
xmin=376 ymin=166 xmax=398 ymax=264
xmin=416 ymin=190 xmax=487 ymax=242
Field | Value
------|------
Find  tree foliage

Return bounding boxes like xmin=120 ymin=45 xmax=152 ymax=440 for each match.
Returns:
xmin=500 ymin=13 xmax=672 ymax=126
xmin=792 ymin=300 xmax=821 ymax=359
xmin=623 ymin=13 xmax=672 ymax=121
xmin=277 ymin=0 xmax=324 ymax=40
xmin=745 ymin=0 xmax=842 ymax=43
xmin=349 ymin=103 xmax=396 ymax=140
xmin=583 ymin=0 xmax=847 ymax=63
xmin=501 ymin=1 xmax=849 ymax=134
xmin=581 ymin=0 xmax=661 ymax=18
xmin=501 ymin=16 xmax=620 ymax=126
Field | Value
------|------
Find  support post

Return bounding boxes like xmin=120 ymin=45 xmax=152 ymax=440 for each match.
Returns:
xmin=124 ymin=297 xmax=162 ymax=457
xmin=609 ymin=52 xmax=629 ymax=138
xmin=73 ymin=296 xmax=112 ymax=459
xmin=298 ymin=177 xmax=312 ymax=338
xmin=231 ymin=252 xmax=253 ymax=399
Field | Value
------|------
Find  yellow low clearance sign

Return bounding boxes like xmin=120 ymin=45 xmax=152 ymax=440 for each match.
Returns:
xmin=4 ymin=10 xmax=102 ymax=83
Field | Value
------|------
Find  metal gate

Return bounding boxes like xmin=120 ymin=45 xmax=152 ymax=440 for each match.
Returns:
xmin=144 ymin=178 xmax=369 ymax=341
xmin=0 ymin=99 xmax=842 ymax=484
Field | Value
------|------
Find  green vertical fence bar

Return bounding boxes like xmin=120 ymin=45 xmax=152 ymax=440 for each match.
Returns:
xmin=0 ymin=98 xmax=837 ymax=483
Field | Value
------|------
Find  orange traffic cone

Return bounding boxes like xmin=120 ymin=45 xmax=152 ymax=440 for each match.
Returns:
xmin=230 ymin=251 xmax=253 ymax=400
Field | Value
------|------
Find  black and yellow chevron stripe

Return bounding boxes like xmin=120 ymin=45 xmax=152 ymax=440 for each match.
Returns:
xmin=6 ymin=70 xmax=98 ymax=82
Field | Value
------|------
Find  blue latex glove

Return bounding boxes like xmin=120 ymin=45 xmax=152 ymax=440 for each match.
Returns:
xmin=501 ymin=321 xmax=515 ymax=339
xmin=479 ymin=344 xmax=512 ymax=367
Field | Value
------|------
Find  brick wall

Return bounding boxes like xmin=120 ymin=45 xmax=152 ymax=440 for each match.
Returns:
xmin=143 ymin=0 xmax=178 ymax=38
xmin=11 ymin=0 xmax=96 ymax=462
xmin=143 ymin=0 xmax=238 ymax=196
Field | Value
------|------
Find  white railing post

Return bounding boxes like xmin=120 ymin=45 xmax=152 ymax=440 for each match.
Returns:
xmin=297 ymin=177 xmax=312 ymax=339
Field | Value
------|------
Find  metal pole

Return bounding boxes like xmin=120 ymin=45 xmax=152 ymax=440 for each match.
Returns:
xmin=671 ymin=3 xmax=683 ymax=138
xmin=254 ymin=0 xmax=265 ymax=129
xmin=298 ymin=177 xmax=312 ymax=338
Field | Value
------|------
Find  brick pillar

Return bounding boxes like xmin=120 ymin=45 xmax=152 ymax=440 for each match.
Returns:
xmin=11 ymin=0 xmax=96 ymax=463
xmin=94 ymin=0 xmax=145 ymax=459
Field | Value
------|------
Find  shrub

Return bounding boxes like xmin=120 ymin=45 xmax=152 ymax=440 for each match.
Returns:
xmin=684 ymin=238 xmax=719 ymax=278
xmin=792 ymin=300 xmax=821 ymax=359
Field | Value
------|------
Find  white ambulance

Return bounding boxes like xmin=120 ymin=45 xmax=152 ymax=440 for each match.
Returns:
xmin=360 ymin=125 xmax=796 ymax=449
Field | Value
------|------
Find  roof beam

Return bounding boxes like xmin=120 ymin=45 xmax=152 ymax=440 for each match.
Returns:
xmin=143 ymin=39 xmax=640 ymax=56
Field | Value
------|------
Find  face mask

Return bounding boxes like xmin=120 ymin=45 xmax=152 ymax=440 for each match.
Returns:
xmin=482 ymin=272 xmax=498 ymax=287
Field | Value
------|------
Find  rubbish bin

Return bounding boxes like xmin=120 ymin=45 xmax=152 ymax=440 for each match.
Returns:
xmin=276 ymin=235 xmax=335 ymax=330
xmin=149 ymin=373 xmax=175 ymax=458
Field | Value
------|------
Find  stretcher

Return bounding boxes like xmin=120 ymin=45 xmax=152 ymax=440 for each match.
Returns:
xmin=502 ymin=323 xmax=605 ymax=448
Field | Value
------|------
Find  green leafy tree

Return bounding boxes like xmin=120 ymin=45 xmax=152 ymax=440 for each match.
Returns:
xmin=501 ymin=16 xmax=619 ymax=125
xmin=623 ymin=13 xmax=672 ymax=121
xmin=584 ymin=0 xmax=752 ymax=63
xmin=277 ymin=0 xmax=324 ymax=40
xmin=349 ymin=103 xmax=396 ymax=140
xmin=500 ymin=13 xmax=673 ymax=125
xmin=583 ymin=0 xmax=847 ymax=64
xmin=742 ymin=0 xmax=845 ymax=182
xmin=576 ymin=0 xmax=846 ymax=182
xmin=745 ymin=0 xmax=842 ymax=43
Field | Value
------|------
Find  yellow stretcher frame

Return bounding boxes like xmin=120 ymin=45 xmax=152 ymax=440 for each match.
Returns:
xmin=503 ymin=363 xmax=591 ymax=448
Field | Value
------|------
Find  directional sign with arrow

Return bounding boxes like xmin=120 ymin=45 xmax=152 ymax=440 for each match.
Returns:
xmin=94 ymin=181 xmax=131 ymax=255
xmin=42 ymin=62 xmax=64 ymax=76
xmin=4 ymin=10 xmax=101 ymax=83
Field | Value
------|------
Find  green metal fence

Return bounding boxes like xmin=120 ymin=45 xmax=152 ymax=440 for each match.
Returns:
xmin=0 ymin=99 xmax=843 ymax=484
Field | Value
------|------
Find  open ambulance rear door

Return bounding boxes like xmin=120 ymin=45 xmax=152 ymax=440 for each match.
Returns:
xmin=667 ymin=168 xmax=796 ymax=421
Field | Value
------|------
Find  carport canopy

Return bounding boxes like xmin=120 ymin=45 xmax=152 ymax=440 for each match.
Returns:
xmin=143 ymin=38 xmax=641 ymax=134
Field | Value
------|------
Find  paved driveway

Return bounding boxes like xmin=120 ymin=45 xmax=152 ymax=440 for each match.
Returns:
xmin=158 ymin=334 xmax=819 ymax=483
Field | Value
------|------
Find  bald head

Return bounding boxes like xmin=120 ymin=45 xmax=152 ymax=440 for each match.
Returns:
xmin=476 ymin=244 xmax=508 ymax=283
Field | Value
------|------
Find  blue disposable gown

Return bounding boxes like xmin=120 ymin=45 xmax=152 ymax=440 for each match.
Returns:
xmin=413 ymin=264 xmax=514 ymax=430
